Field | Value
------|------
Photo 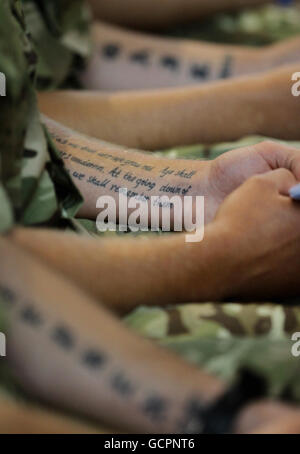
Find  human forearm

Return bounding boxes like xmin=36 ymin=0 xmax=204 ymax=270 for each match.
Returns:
xmin=12 ymin=166 xmax=300 ymax=311
xmin=11 ymin=224 xmax=229 ymax=312
xmin=1 ymin=237 xmax=224 ymax=433
xmin=82 ymin=21 xmax=276 ymax=91
xmin=43 ymin=116 xmax=211 ymax=221
xmin=38 ymin=65 xmax=300 ymax=150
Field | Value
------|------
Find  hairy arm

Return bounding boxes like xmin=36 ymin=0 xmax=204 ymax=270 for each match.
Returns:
xmin=81 ymin=21 xmax=300 ymax=90
xmin=39 ymin=64 xmax=300 ymax=150
xmin=1 ymin=237 xmax=224 ymax=433
xmin=87 ymin=0 xmax=270 ymax=29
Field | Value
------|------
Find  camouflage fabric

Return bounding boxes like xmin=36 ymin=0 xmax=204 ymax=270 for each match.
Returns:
xmin=167 ymin=3 xmax=300 ymax=46
xmin=22 ymin=0 xmax=92 ymax=89
xmin=155 ymin=135 xmax=300 ymax=161
xmin=0 ymin=0 xmax=83 ymax=235
xmin=125 ymin=304 xmax=300 ymax=401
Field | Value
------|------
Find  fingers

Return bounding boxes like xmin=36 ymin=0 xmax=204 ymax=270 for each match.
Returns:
xmin=251 ymin=168 xmax=298 ymax=196
xmin=256 ymin=140 xmax=300 ymax=181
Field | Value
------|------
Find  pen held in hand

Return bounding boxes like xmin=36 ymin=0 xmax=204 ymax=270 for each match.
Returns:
xmin=289 ymin=183 xmax=300 ymax=201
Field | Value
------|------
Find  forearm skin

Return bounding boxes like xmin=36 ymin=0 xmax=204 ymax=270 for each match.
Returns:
xmin=11 ymin=224 xmax=230 ymax=312
xmin=82 ymin=21 xmax=281 ymax=91
xmin=39 ymin=64 xmax=300 ymax=150
xmin=1 ymin=237 xmax=224 ymax=433
xmin=43 ymin=116 xmax=213 ymax=221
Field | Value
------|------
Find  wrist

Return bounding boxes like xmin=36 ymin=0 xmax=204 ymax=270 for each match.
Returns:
xmin=170 ymin=220 xmax=238 ymax=303
xmin=156 ymin=159 xmax=211 ymax=229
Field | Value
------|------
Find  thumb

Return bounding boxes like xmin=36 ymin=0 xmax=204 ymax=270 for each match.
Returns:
xmin=258 ymin=168 xmax=298 ymax=196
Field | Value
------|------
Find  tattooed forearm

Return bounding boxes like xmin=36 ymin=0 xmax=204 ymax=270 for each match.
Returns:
xmin=0 ymin=280 xmax=210 ymax=433
xmin=0 ymin=285 xmax=144 ymax=418
xmin=99 ymin=41 xmax=233 ymax=82
xmin=81 ymin=19 xmax=292 ymax=91
xmin=45 ymin=118 xmax=208 ymax=221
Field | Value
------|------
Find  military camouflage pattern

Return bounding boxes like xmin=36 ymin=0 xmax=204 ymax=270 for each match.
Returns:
xmin=155 ymin=136 xmax=300 ymax=161
xmin=167 ymin=3 xmax=300 ymax=46
xmin=22 ymin=0 xmax=92 ymax=89
xmin=125 ymin=304 xmax=300 ymax=401
xmin=0 ymin=0 xmax=83 ymax=235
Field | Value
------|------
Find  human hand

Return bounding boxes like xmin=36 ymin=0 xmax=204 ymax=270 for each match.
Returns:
xmin=212 ymin=168 xmax=300 ymax=299
xmin=205 ymin=141 xmax=300 ymax=222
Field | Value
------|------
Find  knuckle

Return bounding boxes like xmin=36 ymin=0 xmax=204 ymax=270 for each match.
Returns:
xmin=255 ymin=140 xmax=279 ymax=157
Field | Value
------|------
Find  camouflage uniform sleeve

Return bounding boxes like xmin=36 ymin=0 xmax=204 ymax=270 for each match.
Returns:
xmin=0 ymin=0 xmax=83 ymax=234
xmin=22 ymin=0 xmax=92 ymax=89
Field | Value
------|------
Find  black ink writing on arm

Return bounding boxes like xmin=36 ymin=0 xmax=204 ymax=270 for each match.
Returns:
xmin=220 ymin=55 xmax=233 ymax=79
xmin=161 ymin=56 xmax=179 ymax=71
xmin=82 ymin=349 xmax=107 ymax=370
xmin=52 ymin=325 xmax=75 ymax=351
xmin=190 ymin=64 xmax=210 ymax=80
xmin=110 ymin=371 xmax=136 ymax=397
xmin=141 ymin=394 xmax=169 ymax=422
xmin=102 ymin=43 xmax=121 ymax=59
xmin=129 ymin=50 xmax=150 ymax=65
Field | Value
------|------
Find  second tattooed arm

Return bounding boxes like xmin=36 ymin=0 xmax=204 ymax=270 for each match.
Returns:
xmin=1 ymin=237 xmax=224 ymax=433
xmin=81 ymin=21 xmax=300 ymax=91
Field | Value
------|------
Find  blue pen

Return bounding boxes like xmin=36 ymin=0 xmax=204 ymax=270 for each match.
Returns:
xmin=289 ymin=183 xmax=300 ymax=200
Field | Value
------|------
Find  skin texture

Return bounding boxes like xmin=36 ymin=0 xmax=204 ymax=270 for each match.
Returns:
xmin=42 ymin=118 xmax=300 ymax=227
xmin=87 ymin=0 xmax=270 ymax=30
xmin=5 ymin=138 xmax=300 ymax=432
xmin=213 ymin=168 xmax=300 ymax=299
xmin=7 ymin=168 xmax=300 ymax=434
xmin=0 ymin=398 xmax=102 ymax=434
xmin=38 ymin=64 xmax=300 ymax=150
xmin=82 ymin=22 xmax=300 ymax=91
xmin=11 ymin=160 xmax=300 ymax=311
xmin=2 ymin=237 xmax=300 ymax=434
xmin=1 ymin=237 xmax=224 ymax=433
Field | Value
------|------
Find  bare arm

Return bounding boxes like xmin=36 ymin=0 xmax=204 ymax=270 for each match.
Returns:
xmin=42 ymin=118 xmax=300 ymax=228
xmin=81 ymin=21 xmax=300 ymax=90
xmin=88 ymin=0 xmax=270 ymax=29
xmin=1 ymin=237 xmax=224 ymax=433
xmin=11 ymin=168 xmax=300 ymax=311
xmin=39 ymin=64 xmax=300 ymax=150
xmin=43 ymin=115 xmax=210 ymax=221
